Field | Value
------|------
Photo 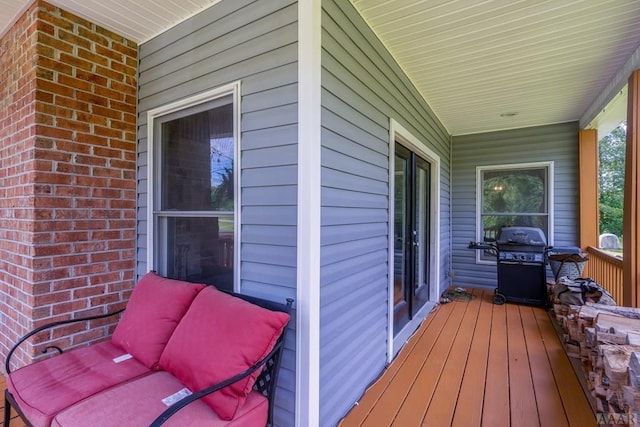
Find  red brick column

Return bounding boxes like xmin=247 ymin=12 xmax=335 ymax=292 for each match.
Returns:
xmin=0 ymin=1 xmax=138 ymax=370
xmin=0 ymin=2 xmax=39 ymax=369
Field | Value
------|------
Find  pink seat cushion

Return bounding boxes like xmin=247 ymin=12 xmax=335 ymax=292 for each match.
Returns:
xmin=158 ymin=287 xmax=290 ymax=420
xmin=7 ymin=341 xmax=150 ymax=427
xmin=111 ymin=272 xmax=205 ymax=369
xmin=51 ymin=371 xmax=268 ymax=427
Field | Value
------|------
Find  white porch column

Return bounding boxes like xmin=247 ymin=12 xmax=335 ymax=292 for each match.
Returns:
xmin=297 ymin=0 xmax=322 ymax=426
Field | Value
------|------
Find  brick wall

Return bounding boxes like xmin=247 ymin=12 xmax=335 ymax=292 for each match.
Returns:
xmin=0 ymin=1 xmax=39 ymax=369
xmin=0 ymin=1 xmax=138 ymax=370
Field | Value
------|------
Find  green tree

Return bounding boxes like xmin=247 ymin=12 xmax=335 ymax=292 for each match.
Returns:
xmin=598 ymin=123 xmax=626 ymax=237
xmin=482 ymin=169 xmax=546 ymax=232
xmin=210 ymin=167 xmax=234 ymax=211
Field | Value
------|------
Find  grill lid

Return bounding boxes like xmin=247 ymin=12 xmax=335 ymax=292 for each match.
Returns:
xmin=496 ymin=226 xmax=547 ymax=246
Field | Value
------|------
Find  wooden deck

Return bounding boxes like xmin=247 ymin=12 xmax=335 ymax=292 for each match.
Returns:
xmin=0 ymin=288 xmax=597 ymax=427
xmin=340 ymin=288 xmax=597 ymax=427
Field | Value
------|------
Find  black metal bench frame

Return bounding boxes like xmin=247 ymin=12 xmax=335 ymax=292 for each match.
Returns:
xmin=4 ymin=288 xmax=293 ymax=427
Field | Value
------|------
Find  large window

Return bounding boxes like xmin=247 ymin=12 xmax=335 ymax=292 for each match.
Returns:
xmin=148 ymin=84 xmax=239 ymax=290
xmin=477 ymin=162 xmax=553 ymax=262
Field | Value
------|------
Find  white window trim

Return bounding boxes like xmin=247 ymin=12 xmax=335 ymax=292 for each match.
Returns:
xmin=388 ymin=119 xmax=441 ymax=363
xmin=146 ymin=82 xmax=242 ymax=291
xmin=475 ymin=161 xmax=555 ymax=265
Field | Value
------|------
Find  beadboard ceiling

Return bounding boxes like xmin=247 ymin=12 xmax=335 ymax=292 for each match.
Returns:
xmin=2 ymin=0 xmax=640 ymax=135
xmin=354 ymin=0 xmax=640 ymax=135
xmin=0 ymin=0 xmax=221 ymax=44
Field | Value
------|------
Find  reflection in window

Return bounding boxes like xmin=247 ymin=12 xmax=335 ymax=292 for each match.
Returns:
xmin=478 ymin=163 xmax=552 ymax=261
xmin=153 ymin=92 xmax=236 ymax=290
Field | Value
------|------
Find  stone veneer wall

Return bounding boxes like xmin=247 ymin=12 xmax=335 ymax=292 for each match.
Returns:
xmin=0 ymin=0 xmax=137 ymax=370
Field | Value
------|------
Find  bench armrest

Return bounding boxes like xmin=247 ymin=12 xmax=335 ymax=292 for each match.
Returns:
xmin=150 ymin=341 xmax=282 ymax=427
xmin=151 ymin=295 xmax=293 ymax=427
xmin=5 ymin=308 xmax=124 ymax=374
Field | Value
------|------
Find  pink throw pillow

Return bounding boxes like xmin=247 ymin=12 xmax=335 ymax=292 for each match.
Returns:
xmin=158 ymin=286 xmax=290 ymax=420
xmin=111 ymin=272 xmax=205 ymax=369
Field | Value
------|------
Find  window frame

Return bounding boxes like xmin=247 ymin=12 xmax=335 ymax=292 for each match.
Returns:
xmin=475 ymin=161 xmax=554 ymax=264
xmin=146 ymin=82 xmax=241 ymax=290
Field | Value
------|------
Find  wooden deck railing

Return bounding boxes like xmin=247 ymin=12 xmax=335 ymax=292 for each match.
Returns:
xmin=584 ymin=246 xmax=625 ymax=306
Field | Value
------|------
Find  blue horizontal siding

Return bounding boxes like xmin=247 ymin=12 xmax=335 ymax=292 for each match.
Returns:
xmin=451 ymin=122 xmax=580 ymax=289
xmin=136 ymin=1 xmax=299 ymax=425
xmin=319 ymin=0 xmax=452 ymax=423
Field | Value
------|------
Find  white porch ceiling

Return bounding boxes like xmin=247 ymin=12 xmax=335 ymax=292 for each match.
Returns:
xmin=0 ymin=0 xmax=221 ymax=44
xmin=2 ymin=0 xmax=640 ymax=135
xmin=353 ymin=0 xmax=640 ymax=135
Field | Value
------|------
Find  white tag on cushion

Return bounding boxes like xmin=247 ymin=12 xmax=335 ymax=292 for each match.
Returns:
xmin=162 ymin=388 xmax=192 ymax=406
xmin=112 ymin=354 xmax=133 ymax=363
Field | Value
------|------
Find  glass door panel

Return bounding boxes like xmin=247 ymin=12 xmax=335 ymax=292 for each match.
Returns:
xmin=393 ymin=143 xmax=431 ymax=335
xmin=413 ymin=157 xmax=430 ymax=316
xmin=394 ymin=146 xmax=410 ymax=332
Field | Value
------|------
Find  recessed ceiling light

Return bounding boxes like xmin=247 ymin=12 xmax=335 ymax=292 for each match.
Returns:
xmin=500 ymin=112 xmax=518 ymax=117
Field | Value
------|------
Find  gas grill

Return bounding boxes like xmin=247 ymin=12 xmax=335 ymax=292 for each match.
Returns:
xmin=496 ymin=226 xmax=547 ymax=262
xmin=494 ymin=226 xmax=548 ymax=306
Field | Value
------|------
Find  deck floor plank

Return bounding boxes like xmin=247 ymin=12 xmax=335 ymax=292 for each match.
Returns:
xmin=521 ymin=305 xmax=569 ymax=427
xmin=340 ymin=304 xmax=447 ymax=426
xmin=387 ymin=291 xmax=472 ymax=426
xmin=481 ymin=297 xmax=511 ymax=427
xmin=506 ymin=304 xmax=540 ymax=427
xmin=450 ymin=290 xmax=493 ymax=427
xmin=419 ymin=289 xmax=486 ymax=426
xmin=359 ymin=295 xmax=465 ymax=426
xmin=340 ymin=288 xmax=598 ymax=427
xmin=533 ymin=308 xmax=596 ymax=427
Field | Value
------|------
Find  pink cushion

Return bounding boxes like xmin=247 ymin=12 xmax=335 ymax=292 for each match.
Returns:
xmin=111 ymin=272 xmax=205 ymax=369
xmin=7 ymin=341 xmax=150 ymax=427
xmin=158 ymin=287 xmax=290 ymax=420
xmin=51 ymin=372 xmax=268 ymax=427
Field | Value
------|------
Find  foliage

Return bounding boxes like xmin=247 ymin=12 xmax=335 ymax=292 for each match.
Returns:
xmin=482 ymin=169 xmax=546 ymax=231
xmin=598 ymin=123 xmax=626 ymax=237
xmin=483 ymin=172 xmax=545 ymax=213
xmin=211 ymin=167 xmax=234 ymax=211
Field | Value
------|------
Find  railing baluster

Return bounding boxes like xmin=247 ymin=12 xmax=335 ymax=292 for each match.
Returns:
xmin=584 ymin=246 xmax=625 ymax=306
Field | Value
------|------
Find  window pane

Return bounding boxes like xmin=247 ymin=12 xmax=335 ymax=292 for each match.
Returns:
xmin=160 ymin=100 xmax=234 ymax=211
xmin=478 ymin=164 xmax=550 ymax=262
xmin=481 ymin=215 xmax=548 ymax=241
xmin=482 ymin=168 xmax=546 ymax=214
xmin=158 ymin=216 xmax=234 ymax=291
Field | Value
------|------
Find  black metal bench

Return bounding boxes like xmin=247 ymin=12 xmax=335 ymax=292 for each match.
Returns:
xmin=4 ymin=276 xmax=292 ymax=427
